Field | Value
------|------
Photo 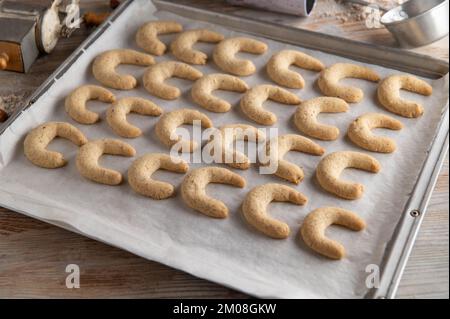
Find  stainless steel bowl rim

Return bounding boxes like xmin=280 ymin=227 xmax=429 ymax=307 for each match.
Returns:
xmin=381 ymin=0 xmax=448 ymax=26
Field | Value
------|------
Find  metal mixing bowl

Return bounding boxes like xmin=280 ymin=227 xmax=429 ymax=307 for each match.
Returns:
xmin=381 ymin=0 xmax=449 ymax=48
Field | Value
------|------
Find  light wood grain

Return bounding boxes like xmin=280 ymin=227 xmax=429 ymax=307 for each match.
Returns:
xmin=396 ymin=159 xmax=449 ymax=299
xmin=0 ymin=0 xmax=448 ymax=299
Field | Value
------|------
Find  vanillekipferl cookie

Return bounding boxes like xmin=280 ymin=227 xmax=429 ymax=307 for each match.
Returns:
xmin=76 ymin=138 xmax=136 ymax=185
xmin=181 ymin=166 xmax=246 ymax=218
xmin=170 ymin=29 xmax=224 ymax=64
xmin=300 ymin=207 xmax=366 ymax=260
xmin=266 ymin=49 xmax=325 ymax=89
xmin=136 ymin=21 xmax=183 ymax=56
xmin=240 ymin=84 xmax=301 ymax=126
xmin=293 ymin=97 xmax=349 ymax=141
xmin=24 ymin=122 xmax=88 ymax=169
xmin=65 ymin=85 xmax=116 ymax=124
xmin=154 ymin=108 xmax=213 ymax=152
xmin=347 ymin=112 xmax=403 ymax=153
xmin=261 ymin=134 xmax=325 ymax=184
xmin=128 ymin=153 xmax=189 ymax=199
xmin=317 ymin=63 xmax=380 ymax=103
xmin=106 ymin=97 xmax=162 ymax=138
xmin=242 ymin=183 xmax=308 ymax=239
xmin=191 ymin=73 xmax=248 ymax=112
xmin=316 ymin=151 xmax=381 ymax=200
xmin=213 ymin=37 xmax=268 ymax=76
xmin=205 ymin=124 xmax=265 ymax=170
xmin=143 ymin=61 xmax=203 ymax=100
xmin=377 ymin=74 xmax=432 ymax=118
xmin=92 ymin=49 xmax=155 ymax=90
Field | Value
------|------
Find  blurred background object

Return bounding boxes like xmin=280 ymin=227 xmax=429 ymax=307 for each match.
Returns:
xmin=0 ymin=105 xmax=7 ymax=122
xmin=380 ymin=0 xmax=449 ymax=48
xmin=226 ymin=0 xmax=317 ymax=16
xmin=0 ymin=0 xmax=121 ymax=121
xmin=226 ymin=0 xmax=449 ymax=48
xmin=0 ymin=0 xmax=121 ymax=74
xmin=0 ymin=0 xmax=77 ymax=73
xmin=344 ymin=0 xmax=449 ymax=48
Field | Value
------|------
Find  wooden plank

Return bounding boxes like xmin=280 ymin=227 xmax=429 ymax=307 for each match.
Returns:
xmin=396 ymin=159 xmax=449 ymax=299
xmin=0 ymin=0 xmax=448 ymax=299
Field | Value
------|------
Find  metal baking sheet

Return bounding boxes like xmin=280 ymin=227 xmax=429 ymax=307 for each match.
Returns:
xmin=0 ymin=0 xmax=448 ymax=299
xmin=150 ymin=1 xmax=450 ymax=299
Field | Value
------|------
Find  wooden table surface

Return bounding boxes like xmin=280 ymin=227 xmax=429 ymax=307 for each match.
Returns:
xmin=0 ymin=0 xmax=448 ymax=299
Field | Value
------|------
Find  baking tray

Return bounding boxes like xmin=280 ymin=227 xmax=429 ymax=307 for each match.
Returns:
xmin=0 ymin=0 xmax=448 ymax=299
xmin=153 ymin=0 xmax=449 ymax=299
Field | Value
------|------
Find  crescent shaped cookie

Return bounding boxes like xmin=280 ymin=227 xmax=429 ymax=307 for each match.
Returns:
xmin=106 ymin=97 xmax=163 ymax=138
xmin=128 ymin=153 xmax=189 ymax=199
xmin=155 ymin=108 xmax=213 ymax=152
xmin=143 ymin=61 xmax=203 ymax=100
xmin=242 ymin=183 xmax=308 ymax=239
xmin=136 ymin=21 xmax=183 ymax=56
xmin=240 ymin=84 xmax=301 ymax=125
xmin=76 ymin=139 xmax=136 ymax=185
xmin=300 ymin=207 xmax=366 ymax=260
xmin=92 ymin=49 xmax=155 ymax=90
xmin=293 ymin=97 xmax=349 ymax=141
xmin=347 ymin=113 xmax=403 ymax=153
xmin=213 ymin=37 xmax=268 ymax=76
xmin=317 ymin=63 xmax=380 ymax=103
xmin=65 ymin=85 xmax=116 ymax=124
xmin=24 ymin=122 xmax=88 ymax=168
xmin=261 ymin=134 xmax=325 ymax=184
xmin=170 ymin=29 xmax=224 ymax=64
xmin=266 ymin=49 xmax=325 ymax=89
xmin=191 ymin=73 xmax=249 ymax=112
xmin=181 ymin=166 xmax=246 ymax=218
xmin=316 ymin=151 xmax=381 ymax=200
xmin=206 ymin=124 xmax=266 ymax=169
xmin=377 ymin=74 xmax=433 ymax=118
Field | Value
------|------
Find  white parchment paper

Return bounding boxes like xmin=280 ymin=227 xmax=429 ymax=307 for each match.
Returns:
xmin=0 ymin=0 xmax=448 ymax=298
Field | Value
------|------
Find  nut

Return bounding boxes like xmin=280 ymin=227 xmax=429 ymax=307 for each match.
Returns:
xmin=0 ymin=107 xmax=7 ymax=122
xmin=110 ymin=0 xmax=121 ymax=9
xmin=84 ymin=12 xmax=110 ymax=27
xmin=0 ymin=53 xmax=9 ymax=70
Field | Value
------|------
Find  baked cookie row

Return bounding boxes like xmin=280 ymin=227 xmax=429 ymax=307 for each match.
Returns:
xmin=91 ymin=19 xmax=433 ymax=118
xmin=23 ymin=120 xmax=381 ymax=203
xmin=93 ymin=21 xmax=432 ymax=117
xmin=64 ymin=84 xmax=406 ymax=155
xmin=91 ymin=45 xmax=432 ymax=119
xmin=22 ymin=125 xmax=365 ymax=260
